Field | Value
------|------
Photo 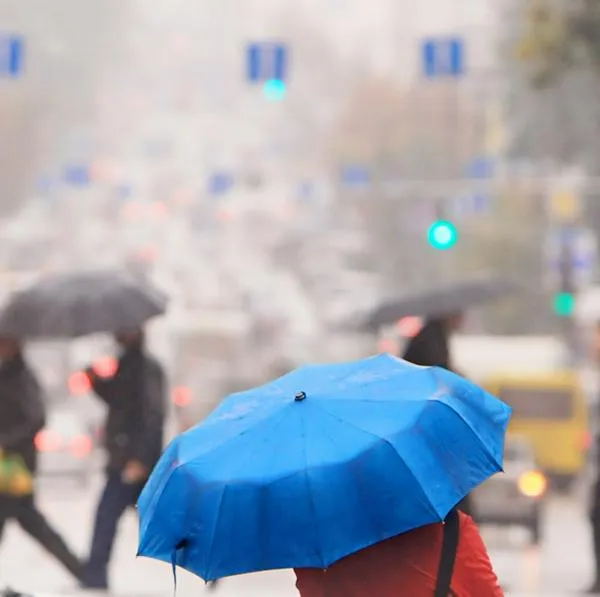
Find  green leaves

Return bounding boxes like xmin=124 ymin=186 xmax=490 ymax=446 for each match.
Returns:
xmin=517 ymin=0 xmax=600 ymax=87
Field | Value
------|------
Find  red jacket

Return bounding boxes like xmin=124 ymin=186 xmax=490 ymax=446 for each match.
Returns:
xmin=295 ymin=512 xmax=503 ymax=597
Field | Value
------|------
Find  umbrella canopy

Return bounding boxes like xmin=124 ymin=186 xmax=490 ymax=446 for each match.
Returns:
xmin=137 ymin=353 xmax=510 ymax=582
xmin=0 ymin=269 xmax=167 ymax=339
xmin=364 ymin=276 xmax=517 ymax=331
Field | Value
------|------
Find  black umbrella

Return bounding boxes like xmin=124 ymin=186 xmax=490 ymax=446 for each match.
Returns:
xmin=364 ymin=276 xmax=518 ymax=331
xmin=0 ymin=269 xmax=168 ymax=339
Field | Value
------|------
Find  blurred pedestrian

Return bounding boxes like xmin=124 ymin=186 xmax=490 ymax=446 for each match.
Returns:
xmin=587 ymin=323 xmax=600 ymax=593
xmin=402 ymin=312 xmax=463 ymax=371
xmin=589 ymin=447 xmax=600 ymax=593
xmin=0 ymin=336 xmax=82 ymax=581
xmin=402 ymin=312 xmax=474 ymax=517
xmin=295 ymin=508 xmax=504 ymax=597
xmin=80 ymin=328 xmax=166 ymax=590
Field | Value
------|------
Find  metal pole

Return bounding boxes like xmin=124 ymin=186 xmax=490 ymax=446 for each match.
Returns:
xmin=557 ymin=227 xmax=578 ymax=365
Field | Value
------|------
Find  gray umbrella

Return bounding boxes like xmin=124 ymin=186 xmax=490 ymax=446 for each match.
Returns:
xmin=0 ymin=269 xmax=168 ymax=339
xmin=364 ymin=276 xmax=518 ymax=331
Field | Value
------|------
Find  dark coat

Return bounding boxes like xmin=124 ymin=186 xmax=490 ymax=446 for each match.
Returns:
xmin=0 ymin=353 xmax=46 ymax=473
xmin=402 ymin=319 xmax=451 ymax=370
xmin=90 ymin=344 xmax=166 ymax=473
xmin=402 ymin=319 xmax=474 ymax=516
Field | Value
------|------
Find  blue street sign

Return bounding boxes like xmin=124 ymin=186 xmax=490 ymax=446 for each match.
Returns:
xmin=466 ymin=156 xmax=495 ymax=179
xmin=115 ymin=184 xmax=133 ymax=201
xmin=0 ymin=35 xmax=24 ymax=78
xmin=246 ymin=42 xmax=287 ymax=84
xmin=208 ymin=172 xmax=233 ymax=196
xmin=450 ymin=192 xmax=492 ymax=218
xmin=422 ymin=37 xmax=465 ymax=79
xmin=341 ymin=166 xmax=370 ymax=188
xmin=472 ymin=193 xmax=491 ymax=213
xmin=63 ymin=165 xmax=90 ymax=186
xmin=548 ymin=227 xmax=597 ymax=273
xmin=298 ymin=181 xmax=315 ymax=202
xmin=36 ymin=175 xmax=57 ymax=197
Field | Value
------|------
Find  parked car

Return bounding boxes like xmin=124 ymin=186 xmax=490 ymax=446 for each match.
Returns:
xmin=35 ymin=407 xmax=96 ymax=486
xmin=472 ymin=435 xmax=547 ymax=545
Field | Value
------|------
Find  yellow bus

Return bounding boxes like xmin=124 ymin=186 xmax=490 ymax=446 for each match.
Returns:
xmin=483 ymin=371 xmax=590 ymax=490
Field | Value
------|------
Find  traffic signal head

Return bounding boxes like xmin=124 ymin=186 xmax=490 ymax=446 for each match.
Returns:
xmin=553 ymin=291 xmax=575 ymax=317
xmin=263 ymin=78 xmax=286 ymax=101
xmin=428 ymin=220 xmax=458 ymax=250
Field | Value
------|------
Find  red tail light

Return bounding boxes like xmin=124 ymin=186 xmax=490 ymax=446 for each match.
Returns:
xmin=68 ymin=371 xmax=91 ymax=396
xmin=70 ymin=435 xmax=93 ymax=458
xmin=172 ymin=386 xmax=192 ymax=407
xmin=580 ymin=430 xmax=593 ymax=452
xmin=35 ymin=430 xmax=62 ymax=452
xmin=93 ymin=356 xmax=118 ymax=378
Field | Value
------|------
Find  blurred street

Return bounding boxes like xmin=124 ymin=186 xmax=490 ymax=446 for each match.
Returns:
xmin=0 ymin=476 xmax=595 ymax=596
xmin=1 ymin=1 xmax=600 ymax=595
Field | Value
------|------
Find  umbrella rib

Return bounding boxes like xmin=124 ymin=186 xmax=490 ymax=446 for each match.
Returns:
xmin=301 ymin=414 xmax=326 ymax=568
xmin=181 ymin=405 xmax=293 ymax=466
xmin=204 ymin=483 xmax=229 ymax=580
xmin=427 ymin=369 xmax=507 ymax=470
xmin=432 ymin=399 xmax=505 ymax=471
xmin=305 ymin=402 xmax=441 ymax=520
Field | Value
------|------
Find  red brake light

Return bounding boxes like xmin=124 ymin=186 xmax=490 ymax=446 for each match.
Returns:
xmin=68 ymin=371 xmax=91 ymax=396
xmin=35 ymin=430 xmax=62 ymax=452
xmin=173 ymin=386 xmax=192 ymax=407
xmin=93 ymin=356 xmax=118 ymax=378
xmin=70 ymin=435 xmax=93 ymax=458
xmin=580 ymin=431 xmax=592 ymax=452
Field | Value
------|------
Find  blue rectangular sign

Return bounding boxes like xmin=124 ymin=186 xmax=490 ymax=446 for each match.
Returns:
xmin=208 ymin=172 xmax=233 ymax=196
xmin=341 ymin=166 xmax=370 ymax=188
xmin=246 ymin=42 xmax=288 ymax=83
xmin=64 ymin=165 xmax=90 ymax=186
xmin=422 ymin=37 xmax=464 ymax=79
xmin=0 ymin=35 xmax=24 ymax=78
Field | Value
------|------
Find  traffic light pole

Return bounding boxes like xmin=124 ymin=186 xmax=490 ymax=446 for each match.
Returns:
xmin=557 ymin=228 xmax=578 ymax=366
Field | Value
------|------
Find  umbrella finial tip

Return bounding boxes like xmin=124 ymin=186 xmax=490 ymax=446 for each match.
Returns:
xmin=295 ymin=391 xmax=307 ymax=402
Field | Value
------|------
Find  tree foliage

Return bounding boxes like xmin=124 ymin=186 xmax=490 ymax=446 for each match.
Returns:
xmin=517 ymin=0 xmax=600 ymax=87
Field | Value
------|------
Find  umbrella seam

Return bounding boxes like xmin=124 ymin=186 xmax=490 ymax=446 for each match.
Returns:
xmin=178 ymin=403 xmax=295 ymax=466
xmin=430 ymin=367 xmax=508 ymax=471
xmin=301 ymin=410 xmax=326 ymax=568
xmin=204 ymin=482 xmax=228 ymax=580
xmin=430 ymin=397 xmax=506 ymax=471
xmin=303 ymin=401 xmax=441 ymax=522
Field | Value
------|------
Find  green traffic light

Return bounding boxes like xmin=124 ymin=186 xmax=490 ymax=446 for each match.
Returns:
xmin=428 ymin=220 xmax=458 ymax=250
xmin=263 ymin=79 xmax=286 ymax=101
xmin=553 ymin=292 xmax=575 ymax=317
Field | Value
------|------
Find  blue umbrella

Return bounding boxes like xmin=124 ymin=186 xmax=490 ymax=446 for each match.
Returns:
xmin=137 ymin=354 xmax=510 ymax=582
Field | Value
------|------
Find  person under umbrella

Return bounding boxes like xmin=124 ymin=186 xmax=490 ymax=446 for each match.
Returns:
xmin=402 ymin=312 xmax=463 ymax=371
xmin=295 ymin=506 xmax=502 ymax=596
xmin=0 ymin=269 xmax=167 ymax=340
xmin=0 ymin=336 xmax=82 ymax=581
xmin=402 ymin=311 xmax=475 ymax=517
xmin=137 ymin=354 xmax=510 ymax=595
xmin=79 ymin=328 xmax=166 ymax=590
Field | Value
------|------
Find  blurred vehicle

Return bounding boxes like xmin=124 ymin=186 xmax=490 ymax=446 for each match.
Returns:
xmin=473 ymin=435 xmax=547 ymax=544
xmin=169 ymin=309 xmax=255 ymax=431
xmin=484 ymin=371 xmax=590 ymax=490
xmin=35 ymin=407 xmax=96 ymax=486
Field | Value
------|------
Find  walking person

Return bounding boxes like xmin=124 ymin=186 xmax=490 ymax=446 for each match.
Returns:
xmin=588 ymin=447 xmax=600 ymax=593
xmin=0 ymin=336 xmax=82 ymax=581
xmin=80 ymin=328 xmax=166 ymax=590
xmin=586 ymin=322 xmax=600 ymax=594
